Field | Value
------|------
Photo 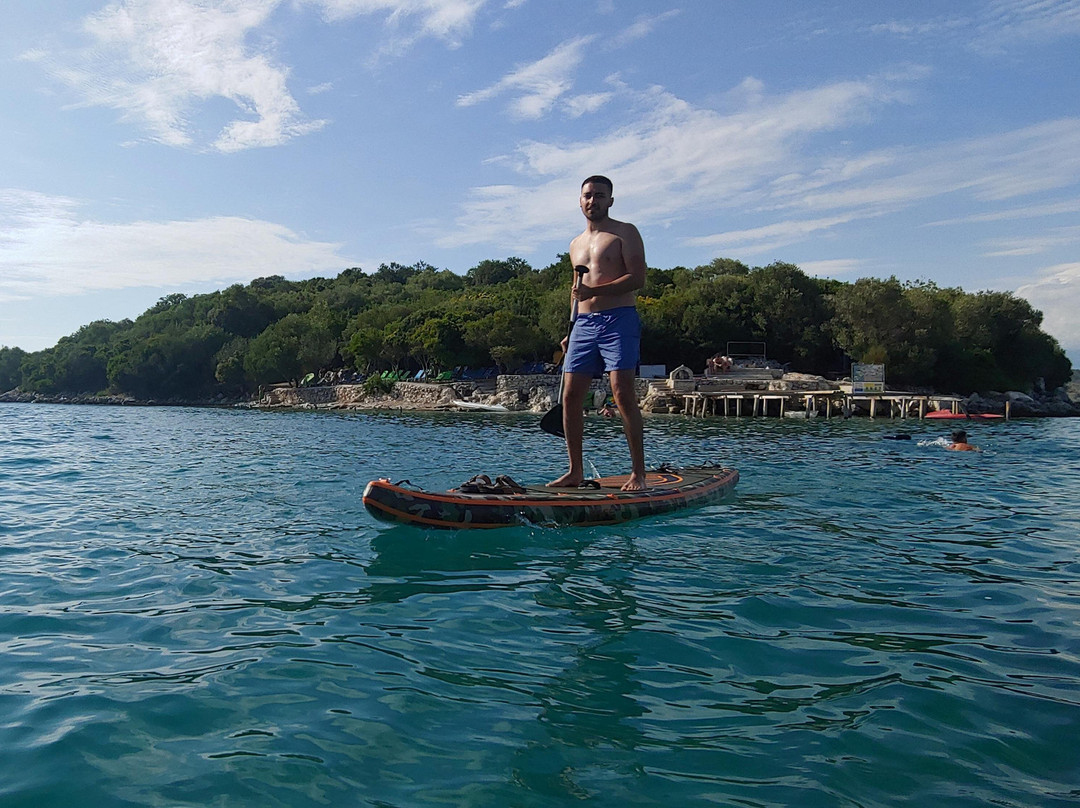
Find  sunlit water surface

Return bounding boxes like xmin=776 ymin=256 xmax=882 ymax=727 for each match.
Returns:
xmin=1 ymin=403 xmax=1078 ymax=807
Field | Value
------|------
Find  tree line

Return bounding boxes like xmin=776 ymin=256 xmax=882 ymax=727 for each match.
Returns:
xmin=0 ymin=255 xmax=1071 ymax=399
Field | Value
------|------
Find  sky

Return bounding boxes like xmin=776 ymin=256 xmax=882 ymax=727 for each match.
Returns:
xmin=2 ymin=0 xmax=1079 ymax=361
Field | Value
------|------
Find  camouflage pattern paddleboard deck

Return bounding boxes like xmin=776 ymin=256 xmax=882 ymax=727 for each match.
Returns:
xmin=362 ymin=466 xmax=738 ymax=529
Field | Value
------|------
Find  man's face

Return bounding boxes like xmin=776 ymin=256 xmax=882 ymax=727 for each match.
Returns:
xmin=580 ymin=182 xmax=613 ymax=221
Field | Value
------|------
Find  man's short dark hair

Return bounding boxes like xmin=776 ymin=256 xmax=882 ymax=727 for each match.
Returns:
xmin=952 ymin=430 xmax=967 ymax=442
xmin=581 ymin=175 xmax=613 ymax=193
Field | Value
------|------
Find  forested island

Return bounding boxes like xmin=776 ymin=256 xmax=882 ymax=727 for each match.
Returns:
xmin=0 ymin=255 xmax=1072 ymax=402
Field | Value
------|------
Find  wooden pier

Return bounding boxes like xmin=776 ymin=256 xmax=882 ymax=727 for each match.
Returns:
xmin=681 ymin=390 xmax=975 ymax=419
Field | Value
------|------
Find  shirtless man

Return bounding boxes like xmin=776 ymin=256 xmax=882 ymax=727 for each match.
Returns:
xmin=549 ymin=175 xmax=648 ymax=491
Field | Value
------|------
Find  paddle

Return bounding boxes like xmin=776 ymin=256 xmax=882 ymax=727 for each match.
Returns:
xmin=540 ymin=266 xmax=588 ymax=437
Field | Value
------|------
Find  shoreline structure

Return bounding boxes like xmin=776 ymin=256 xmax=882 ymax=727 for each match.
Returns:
xmin=5 ymin=366 xmax=1079 ymax=418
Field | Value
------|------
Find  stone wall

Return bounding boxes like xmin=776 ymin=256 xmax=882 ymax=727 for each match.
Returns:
xmin=259 ymin=382 xmax=458 ymax=410
xmin=256 ymin=375 xmax=655 ymax=412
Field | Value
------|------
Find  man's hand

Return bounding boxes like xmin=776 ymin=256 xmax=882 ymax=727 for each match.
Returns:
xmin=574 ymin=283 xmax=596 ymax=301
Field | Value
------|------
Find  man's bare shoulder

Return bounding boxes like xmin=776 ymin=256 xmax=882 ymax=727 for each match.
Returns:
xmin=599 ymin=218 xmax=639 ymax=243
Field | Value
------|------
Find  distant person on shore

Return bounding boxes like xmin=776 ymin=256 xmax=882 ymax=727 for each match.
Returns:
xmin=549 ymin=175 xmax=647 ymax=492
xmin=706 ymin=353 xmax=732 ymax=375
xmin=947 ymin=430 xmax=980 ymax=451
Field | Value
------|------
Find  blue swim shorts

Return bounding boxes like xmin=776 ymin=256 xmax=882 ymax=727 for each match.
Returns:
xmin=564 ymin=306 xmax=641 ymax=375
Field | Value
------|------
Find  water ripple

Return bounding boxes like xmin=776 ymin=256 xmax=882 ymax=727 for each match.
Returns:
xmin=2 ymin=405 xmax=1079 ymax=806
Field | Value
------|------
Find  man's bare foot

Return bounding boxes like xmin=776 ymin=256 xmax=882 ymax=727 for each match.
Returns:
xmin=547 ymin=471 xmax=584 ymax=488
xmin=621 ymin=472 xmax=648 ymax=492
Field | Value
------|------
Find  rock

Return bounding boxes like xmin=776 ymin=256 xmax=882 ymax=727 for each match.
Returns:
xmin=1063 ymin=373 xmax=1080 ymax=404
xmin=492 ymin=389 xmax=528 ymax=411
xmin=1006 ymin=390 xmax=1036 ymax=405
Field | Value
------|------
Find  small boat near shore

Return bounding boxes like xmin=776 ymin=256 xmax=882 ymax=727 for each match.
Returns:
xmin=450 ymin=400 xmax=509 ymax=412
xmin=924 ymin=410 xmax=1005 ymax=420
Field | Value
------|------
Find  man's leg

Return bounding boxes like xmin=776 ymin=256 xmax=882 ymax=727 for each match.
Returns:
xmin=610 ymin=367 xmax=647 ymax=491
xmin=548 ymin=372 xmax=593 ymax=487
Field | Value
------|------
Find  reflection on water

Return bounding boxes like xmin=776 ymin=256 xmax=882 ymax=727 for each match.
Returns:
xmin=1 ymin=404 xmax=1079 ymax=807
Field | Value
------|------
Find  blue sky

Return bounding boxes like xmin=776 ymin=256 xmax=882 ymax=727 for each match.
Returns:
xmin=2 ymin=0 xmax=1079 ymax=361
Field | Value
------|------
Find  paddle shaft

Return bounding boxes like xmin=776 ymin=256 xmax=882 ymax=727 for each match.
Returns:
xmin=540 ymin=266 xmax=587 ymax=436
xmin=554 ymin=301 xmax=578 ymax=406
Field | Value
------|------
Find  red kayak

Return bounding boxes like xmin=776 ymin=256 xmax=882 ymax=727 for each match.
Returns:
xmin=925 ymin=410 xmax=1004 ymax=420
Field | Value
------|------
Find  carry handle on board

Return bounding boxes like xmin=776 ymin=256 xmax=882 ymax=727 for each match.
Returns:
xmin=539 ymin=266 xmax=588 ymax=438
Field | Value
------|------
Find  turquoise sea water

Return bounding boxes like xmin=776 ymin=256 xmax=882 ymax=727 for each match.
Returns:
xmin=1 ymin=402 xmax=1078 ymax=807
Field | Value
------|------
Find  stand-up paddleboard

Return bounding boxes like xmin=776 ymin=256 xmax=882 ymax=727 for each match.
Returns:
xmin=362 ymin=466 xmax=738 ymax=529
xmin=925 ymin=410 xmax=1004 ymax=420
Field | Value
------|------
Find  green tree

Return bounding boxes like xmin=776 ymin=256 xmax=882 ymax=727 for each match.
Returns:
xmin=2 ymin=250 xmax=1068 ymax=400
xmin=466 ymin=257 xmax=533 ymax=286
xmin=213 ymin=337 xmax=250 ymax=392
xmin=951 ymin=291 xmax=1070 ymax=391
xmin=108 ymin=324 xmax=227 ymax=399
xmin=0 ymin=346 xmax=28 ymax=391
xmin=209 ymin=285 xmax=276 ymax=338
xmin=744 ymin=262 xmax=833 ymax=369
xmin=829 ymin=277 xmax=924 ymax=383
xmin=343 ymin=326 xmax=384 ymax=373
xmin=465 ymin=310 xmax=546 ymax=372
xmin=243 ymin=309 xmax=338 ymax=386
xmin=406 ymin=314 xmax=466 ymax=372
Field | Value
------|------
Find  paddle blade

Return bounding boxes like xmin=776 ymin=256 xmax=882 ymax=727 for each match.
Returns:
xmin=539 ymin=404 xmax=564 ymax=437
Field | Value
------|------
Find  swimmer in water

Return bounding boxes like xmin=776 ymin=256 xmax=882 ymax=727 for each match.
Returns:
xmin=947 ymin=429 xmax=980 ymax=452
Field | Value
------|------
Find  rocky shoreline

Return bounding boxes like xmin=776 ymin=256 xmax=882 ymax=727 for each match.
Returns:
xmin=4 ymin=370 xmax=1079 ymax=417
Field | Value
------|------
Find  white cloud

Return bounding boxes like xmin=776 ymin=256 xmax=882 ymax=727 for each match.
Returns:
xmin=0 ymin=189 xmax=348 ymax=302
xmin=25 ymin=0 xmax=326 ymax=152
xmin=925 ymin=198 xmax=1080 ymax=226
xmin=444 ymin=57 xmax=1080 ymax=263
xmin=313 ymin=0 xmax=490 ymax=43
xmin=27 ymin=0 xmax=501 ymax=151
xmin=972 ymin=0 xmax=1080 ymax=51
xmin=443 ymin=74 xmax=904 ymax=249
xmin=684 ymin=214 xmax=874 ymax=256
xmin=772 ymin=118 xmax=1080 ymax=214
xmin=609 ymin=9 xmax=681 ymax=49
xmin=982 ymin=225 xmax=1080 ymax=257
xmin=869 ymin=19 xmax=968 ymax=37
xmin=1016 ymin=262 xmax=1080 ymax=355
xmin=866 ymin=0 xmax=1080 ymax=52
xmin=563 ymin=92 xmax=613 ymax=118
xmin=456 ymin=35 xmax=596 ymax=119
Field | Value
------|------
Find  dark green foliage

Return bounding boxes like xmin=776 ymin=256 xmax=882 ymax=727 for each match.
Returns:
xmin=18 ymin=321 xmax=125 ymax=394
xmin=466 ymin=257 xmax=532 ymax=286
xmin=0 ymin=346 xmax=28 ymax=391
xmin=108 ymin=324 xmax=228 ymax=399
xmin=3 ymin=257 xmax=1070 ymax=399
xmin=209 ymin=285 xmax=277 ymax=338
xmin=242 ymin=306 xmax=340 ymax=387
xmin=829 ymin=279 xmax=1071 ymax=392
xmin=363 ymin=374 xmax=395 ymax=396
